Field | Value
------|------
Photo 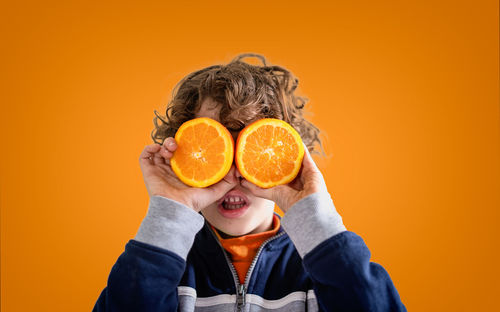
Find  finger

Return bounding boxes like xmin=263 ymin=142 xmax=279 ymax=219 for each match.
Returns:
xmin=199 ymin=165 xmax=239 ymax=200
xmin=206 ymin=166 xmax=238 ymax=194
xmin=159 ymin=146 xmax=173 ymax=161
xmin=301 ymin=144 xmax=328 ymax=193
xmin=139 ymin=144 xmax=161 ymax=164
xmin=302 ymin=143 xmax=320 ymax=173
xmin=163 ymin=137 xmax=178 ymax=152
xmin=206 ymin=175 xmax=237 ymax=201
xmin=141 ymin=143 xmax=166 ymax=166
xmin=287 ymin=172 xmax=304 ymax=191
xmin=153 ymin=152 xmax=166 ymax=166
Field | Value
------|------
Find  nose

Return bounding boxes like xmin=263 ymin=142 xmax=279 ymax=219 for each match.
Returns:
xmin=234 ymin=164 xmax=242 ymax=179
xmin=227 ymin=162 xmax=243 ymax=181
xmin=222 ymin=164 xmax=243 ymax=186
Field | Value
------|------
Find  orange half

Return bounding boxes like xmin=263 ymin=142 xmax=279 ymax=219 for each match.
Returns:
xmin=235 ymin=118 xmax=305 ymax=188
xmin=171 ymin=117 xmax=234 ymax=188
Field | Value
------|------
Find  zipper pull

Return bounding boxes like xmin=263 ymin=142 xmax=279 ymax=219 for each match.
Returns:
xmin=237 ymin=284 xmax=246 ymax=308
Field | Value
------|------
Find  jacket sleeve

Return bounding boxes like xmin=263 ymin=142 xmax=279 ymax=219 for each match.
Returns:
xmin=281 ymin=192 xmax=407 ymax=312
xmin=93 ymin=196 xmax=205 ymax=312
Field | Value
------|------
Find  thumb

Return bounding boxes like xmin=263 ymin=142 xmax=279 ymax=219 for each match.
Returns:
xmin=300 ymin=144 xmax=328 ymax=193
xmin=204 ymin=166 xmax=239 ymax=199
xmin=207 ymin=176 xmax=235 ymax=198
xmin=301 ymin=143 xmax=321 ymax=175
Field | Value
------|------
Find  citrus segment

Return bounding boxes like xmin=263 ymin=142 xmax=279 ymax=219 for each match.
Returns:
xmin=235 ymin=118 xmax=305 ymax=188
xmin=171 ymin=117 xmax=234 ymax=188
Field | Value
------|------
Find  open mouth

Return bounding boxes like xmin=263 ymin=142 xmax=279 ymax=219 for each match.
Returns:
xmin=222 ymin=196 xmax=247 ymax=210
xmin=217 ymin=191 xmax=250 ymax=218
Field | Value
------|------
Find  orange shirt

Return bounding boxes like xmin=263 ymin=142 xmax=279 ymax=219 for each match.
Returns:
xmin=211 ymin=215 xmax=281 ymax=284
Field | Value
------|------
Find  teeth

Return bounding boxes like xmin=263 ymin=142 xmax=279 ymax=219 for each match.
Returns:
xmin=224 ymin=203 xmax=244 ymax=210
xmin=222 ymin=195 xmax=247 ymax=210
xmin=224 ymin=196 xmax=244 ymax=203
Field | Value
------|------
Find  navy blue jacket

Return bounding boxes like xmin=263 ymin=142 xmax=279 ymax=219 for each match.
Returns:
xmin=93 ymin=194 xmax=406 ymax=311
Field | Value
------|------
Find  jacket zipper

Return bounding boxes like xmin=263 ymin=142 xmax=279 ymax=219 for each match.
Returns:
xmin=208 ymin=226 xmax=286 ymax=312
xmin=207 ymin=227 xmax=244 ymax=311
xmin=243 ymin=231 xmax=286 ymax=289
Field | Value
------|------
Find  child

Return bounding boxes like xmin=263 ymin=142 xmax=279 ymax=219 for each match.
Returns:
xmin=93 ymin=54 xmax=406 ymax=311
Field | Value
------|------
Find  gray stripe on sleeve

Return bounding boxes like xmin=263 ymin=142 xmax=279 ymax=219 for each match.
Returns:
xmin=134 ymin=195 xmax=205 ymax=260
xmin=281 ymin=192 xmax=346 ymax=258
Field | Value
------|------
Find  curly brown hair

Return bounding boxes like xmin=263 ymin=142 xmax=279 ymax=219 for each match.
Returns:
xmin=151 ymin=53 xmax=323 ymax=153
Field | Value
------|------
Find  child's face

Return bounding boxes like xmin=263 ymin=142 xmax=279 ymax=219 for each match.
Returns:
xmin=195 ymin=97 xmax=275 ymax=237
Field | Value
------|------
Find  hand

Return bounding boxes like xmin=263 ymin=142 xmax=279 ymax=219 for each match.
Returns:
xmin=241 ymin=144 xmax=328 ymax=213
xmin=138 ymin=137 xmax=238 ymax=212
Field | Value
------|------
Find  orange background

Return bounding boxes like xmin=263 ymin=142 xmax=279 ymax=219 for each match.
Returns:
xmin=1 ymin=1 xmax=499 ymax=311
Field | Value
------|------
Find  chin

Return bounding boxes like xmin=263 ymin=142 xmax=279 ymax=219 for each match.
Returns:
xmin=205 ymin=216 xmax=256 ymax=238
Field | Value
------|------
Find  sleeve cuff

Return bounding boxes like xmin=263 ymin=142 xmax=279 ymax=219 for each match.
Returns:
xmin=134 ymin=196 xmax=205 ymax=260
xmin=281 ymin=192 xmax=346 ymax=258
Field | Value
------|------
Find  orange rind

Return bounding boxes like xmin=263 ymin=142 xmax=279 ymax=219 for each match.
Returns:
xmin=171 ymin=117 xmax=234 ymax=188
xmin=235 ymin=118 xmax=304 ymax=188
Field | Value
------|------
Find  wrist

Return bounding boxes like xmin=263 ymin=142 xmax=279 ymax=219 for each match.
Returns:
xmin=281 ymin=192 xmax=346 ymax=258
xmin=150 ymin=193 xmax=194 ymax=210
xmin=280 ymin=191 xmax=319 ymax=213
xmin=135 ymin=196 xmax=205 ymax=259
